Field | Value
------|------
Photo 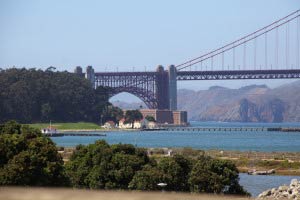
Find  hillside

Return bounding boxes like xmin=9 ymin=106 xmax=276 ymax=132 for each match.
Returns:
xmin=112 ymin=80 xmax=300 ymax=122
xmin=178 ymin=80 xmax=300 ymax=122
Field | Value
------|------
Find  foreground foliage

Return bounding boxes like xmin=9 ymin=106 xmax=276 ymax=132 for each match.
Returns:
xmin=0 ymin=121 xmax=248 ymax=195
xmin=66 ymin=140 xmax=249 ymax=195
xmin=0 ymin=121 xmax=68 ymax=186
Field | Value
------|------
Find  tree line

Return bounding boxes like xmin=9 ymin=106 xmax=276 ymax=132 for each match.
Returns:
xmin=0 ymin=121 xmax=249 ymax=196
xmin=0 ymin=68 xmax=122 ymax=123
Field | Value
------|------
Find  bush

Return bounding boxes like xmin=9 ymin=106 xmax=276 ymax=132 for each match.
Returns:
xmin=188 ymin=156 xmax=249 ymax=195
xmin=65 ymin=140 xmax=150 ymax=189
xmin=66 ymin=140 xmax=248 ymax=195
xmin=0 ymin=121 xmax=69 ymax=186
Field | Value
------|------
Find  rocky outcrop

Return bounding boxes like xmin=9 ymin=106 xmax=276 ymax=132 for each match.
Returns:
xmin=238 ymin=98 xmax=284 ymax=123
xmin=257 ymin=179 xmax=300 ymax=200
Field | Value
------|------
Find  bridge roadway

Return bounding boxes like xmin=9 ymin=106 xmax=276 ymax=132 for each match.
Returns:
xmin=94 ymin=69 xmax=300 ymax=81
xmin=176 ymin=69 xmax=300 ymax=80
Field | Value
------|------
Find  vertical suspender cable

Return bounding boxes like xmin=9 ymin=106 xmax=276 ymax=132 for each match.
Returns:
xmin=286 ymin=22 xmax=289 ymax=69
xmin=297 ymin=15 xmax=300 ymax=68
xmin=275 ymin=27 xmax=279 ymax=69
xmin=243 ymin=42 xmax=246 ymax=70
xmin=222 ymin=51 xmax=224 ymax=70
xmin=265 ymin=32 xmax=268 ymax=69
xmin=254 ymin=38 xmax=257 ymax=70
xmin=211 ymin=57 xmax=214 ymax=70
xmin=233 ymin=43 xmax=235 ymax=70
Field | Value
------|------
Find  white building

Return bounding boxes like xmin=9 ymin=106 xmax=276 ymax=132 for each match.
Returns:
xmin=118 ymin=118 xmax=157 ymax=129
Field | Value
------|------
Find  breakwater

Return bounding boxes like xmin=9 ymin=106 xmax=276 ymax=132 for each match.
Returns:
xmin=166 ymin=127 xmax=267 ymax=132
xmin=44 ymin=133 xmax=106 ymax=137
xmin=166 ymin=127 xmax=300 ymax=132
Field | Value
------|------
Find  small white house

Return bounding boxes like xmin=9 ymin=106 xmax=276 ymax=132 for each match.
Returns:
xmin=102 ymin=121 xmax=115 ymax=129
xmin=118 ymin=119 xmax=132 ymax=129
xmin=118 ymin=118 xmax=158 ymax=129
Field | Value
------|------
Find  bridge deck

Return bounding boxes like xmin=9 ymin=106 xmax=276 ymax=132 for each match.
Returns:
xmin=176 ymin=69 xmax=300 ymax=80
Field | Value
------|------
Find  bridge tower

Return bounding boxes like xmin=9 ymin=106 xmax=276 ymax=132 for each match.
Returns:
xmin=156 ymin=65 xmax=170 ymax=110
xmin=168 ymin=65 xmax=177 ymax=110
xmin=85 ymin=66 xmax=95 ymax=88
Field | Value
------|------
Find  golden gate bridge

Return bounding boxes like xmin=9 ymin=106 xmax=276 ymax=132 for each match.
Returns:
xmin=75 ymin=10 xmax=300 ymax=110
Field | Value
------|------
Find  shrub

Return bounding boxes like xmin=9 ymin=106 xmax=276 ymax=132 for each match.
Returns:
xmin=0 ymin=121 xmax=69 ymax=186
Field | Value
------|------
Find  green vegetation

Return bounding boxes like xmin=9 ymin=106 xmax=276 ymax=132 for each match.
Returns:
xmin=101 ymin=106 xmax=124 ymax=125
xmin=27 ymin=122 xmax=101 ymax=130
xmin=145 ymin=115 xmax=156 ymax=122
xmin=66 ymin=141 xmax=150 ymax=189
xmin=0 ymin=68 xmax=121 ymax=123
xmin=124 ymin=110 xmax=143 ymax=128
xmin=0 ymin=121 xmax=68 ymax=186
xmin=233 ymin=158 xmax=300 ymax=170
xmin=0 ymin=121 xmax=248 ymax=195
xmin=66 ymin=139 xmax=248 ymax=195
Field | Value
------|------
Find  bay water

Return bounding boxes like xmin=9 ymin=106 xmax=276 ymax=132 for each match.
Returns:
xmin=51 ymin=121 xmax=300 ymax=197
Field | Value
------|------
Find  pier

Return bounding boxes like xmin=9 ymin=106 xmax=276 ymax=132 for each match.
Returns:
xmin=44 ymin=133 xmax=107 ymax=137
xmin=165 ymin=127 xmax=300 ymax=132
xmin=165 ymin=127 xmax=268 ymax=132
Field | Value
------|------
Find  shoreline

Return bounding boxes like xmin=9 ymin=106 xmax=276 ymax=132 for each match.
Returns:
xmin=59 ymin=128 xmax=140 ymax=132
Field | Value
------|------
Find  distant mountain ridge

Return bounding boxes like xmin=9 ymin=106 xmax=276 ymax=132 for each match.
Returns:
xmin=112 ymin=80 xmax=300 ymax=122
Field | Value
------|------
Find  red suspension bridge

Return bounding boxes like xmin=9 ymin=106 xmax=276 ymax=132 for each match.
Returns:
xmin=75 ymin=10 xmax=300 ymax=110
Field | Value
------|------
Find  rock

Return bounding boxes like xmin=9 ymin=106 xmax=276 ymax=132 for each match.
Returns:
xmin=279 ymin=185 xmax=289 ymax=192
xmin=290 ymin=179 xmax=299 ymax=187
xmin=257 ymin=179 xmax=300 ymax=200
xmin=271 ymin=188 xmax=277 ymax=194
xmin=281 ymin=191 xmax=289 ymax=197
xmin=258 ymin=190 xmax=271 ymax=198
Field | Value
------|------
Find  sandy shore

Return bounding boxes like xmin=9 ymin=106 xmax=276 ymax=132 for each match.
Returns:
xmin=0 ymin=187 xmax=251 ymax=200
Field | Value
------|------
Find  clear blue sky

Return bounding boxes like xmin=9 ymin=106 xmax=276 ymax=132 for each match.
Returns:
xmin=0 ymin=0 xmax=299 ymax=98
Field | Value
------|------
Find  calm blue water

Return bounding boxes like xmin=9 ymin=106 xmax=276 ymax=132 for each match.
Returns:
xmin=52 ymin=122 xmax=300 ymax=152
xmin=240 ymin=173 xmax=300 ymax=197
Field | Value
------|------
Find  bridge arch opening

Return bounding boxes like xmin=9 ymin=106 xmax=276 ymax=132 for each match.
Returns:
xmin=109 ymin=92 xmax=147 ymax=109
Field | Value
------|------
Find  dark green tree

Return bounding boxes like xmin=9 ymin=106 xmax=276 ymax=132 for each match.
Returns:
xmin=101 ymin=105 xmax=124 ymax=125
xmin=0 ymin=68 xmax=114 ymax=123
xmin=128 ymin=164 xmax=164 ymax=190
xmin=145 ymin=115 xmax=156 ymax=122
xmin=65 ymin=140 xmax=150 ymax=189
xmin=124 ymin=110 xmax=143 ymax=128
xmin=188 ymin=156 xmax=249 ymax=195
xmin=0 ymin=121 xmax=69 ymax=186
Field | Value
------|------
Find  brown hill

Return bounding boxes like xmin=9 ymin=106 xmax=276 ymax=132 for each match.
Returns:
xmin=178 ymin=81 xmax=300 ymax=122
xmin=111 ymin=80 xmax=300 ymax=122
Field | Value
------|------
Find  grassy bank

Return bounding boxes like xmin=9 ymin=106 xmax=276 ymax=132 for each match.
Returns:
xmin=27 ymin=122 xmax=102 ymax=130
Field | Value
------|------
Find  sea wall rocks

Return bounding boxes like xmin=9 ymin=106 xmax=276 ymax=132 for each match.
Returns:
xmin=257 ymin=179 xmax=300 ymax=200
